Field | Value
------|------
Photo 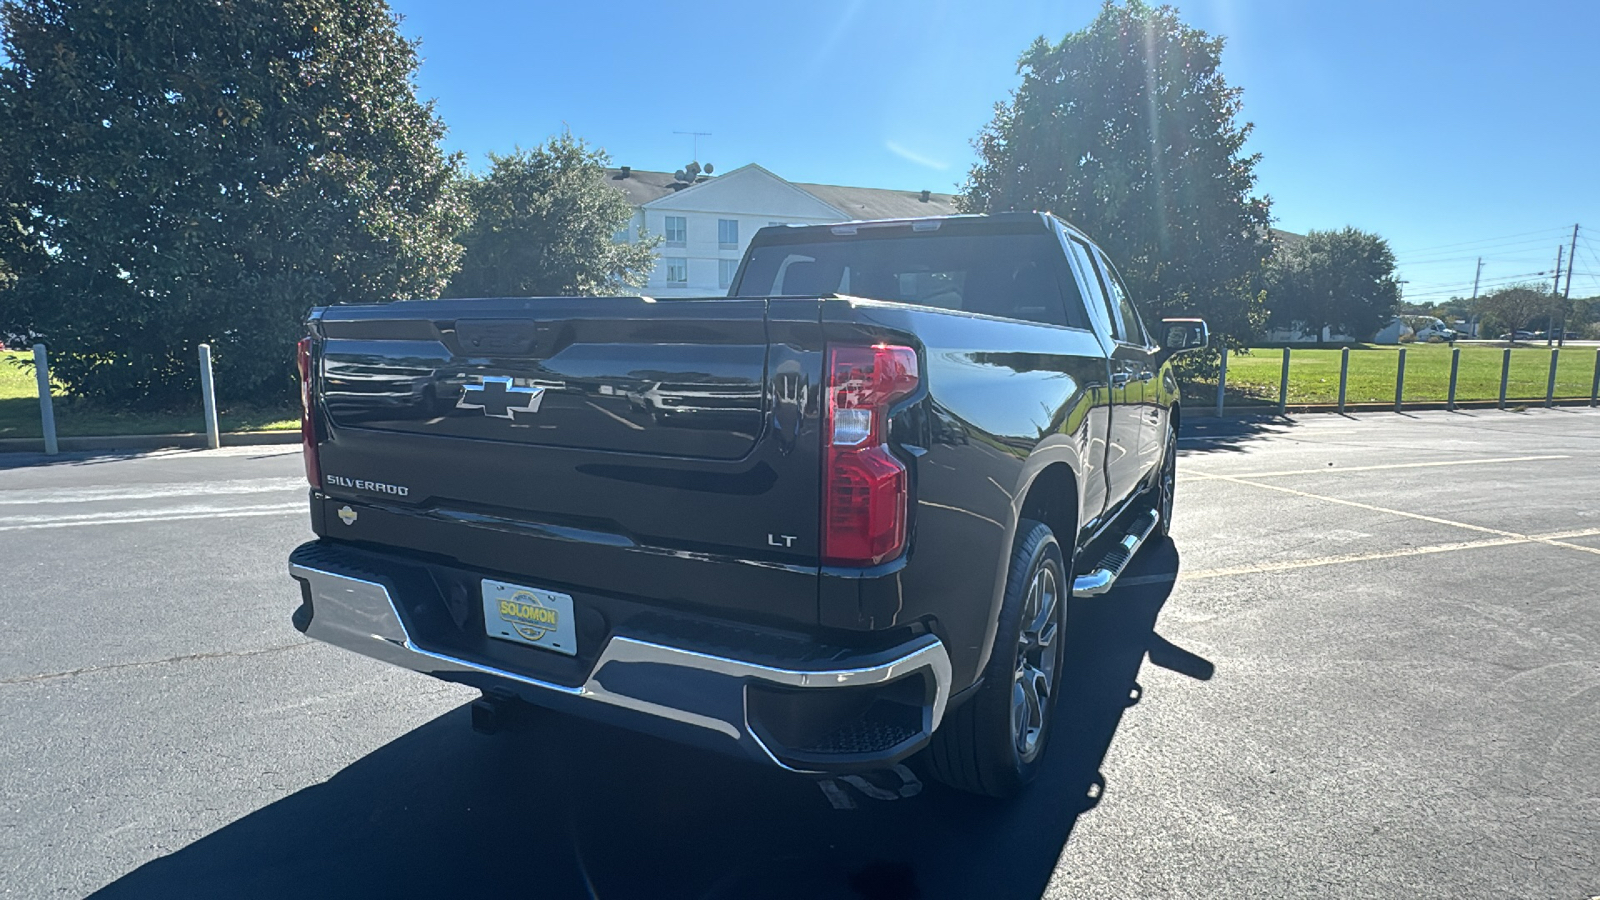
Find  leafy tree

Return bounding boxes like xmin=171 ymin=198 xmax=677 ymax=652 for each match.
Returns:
xmin=0 ymin=0 xmax=467 ymax=408
xmin=1473 ymin=284 xmax=1567 ymax=340
xmin=1265 ymin=227 xmax=1400 ymax=342
xmin=0 ymin=198 xmax=42 ymax=337
xmin=446 ymin=135 xmax=659 ymax=298
xmin=960 ymin=0 xmax=1272 ymax=341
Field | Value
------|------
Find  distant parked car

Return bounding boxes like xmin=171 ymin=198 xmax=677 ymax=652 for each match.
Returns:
xmin=1499 ymin=331 xmax=1535 ymax=341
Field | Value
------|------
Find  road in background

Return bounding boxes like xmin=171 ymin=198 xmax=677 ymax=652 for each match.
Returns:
xmin=2 ymin=410 xmax=1596 ymax=899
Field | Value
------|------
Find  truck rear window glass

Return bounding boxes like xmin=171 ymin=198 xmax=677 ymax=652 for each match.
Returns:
xmin=734 ymin=234 xmax=1090 ymax=329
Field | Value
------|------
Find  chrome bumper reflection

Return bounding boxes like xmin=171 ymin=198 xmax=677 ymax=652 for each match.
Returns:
xmin=288 ymin=563 xmax=951 ymax=770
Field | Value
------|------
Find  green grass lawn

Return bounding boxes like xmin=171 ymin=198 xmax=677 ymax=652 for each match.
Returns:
xmin=1203 ymin=343 xmax=1600 ymax=407
xmin=0 ymin=350 xmax=298 ymax=439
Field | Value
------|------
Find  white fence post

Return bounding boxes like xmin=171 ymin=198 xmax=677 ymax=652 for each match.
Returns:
xmin=198 ymin=343 xmax=220 ymax=449
xmin=32 ymin=343 xmax=58 ymax=455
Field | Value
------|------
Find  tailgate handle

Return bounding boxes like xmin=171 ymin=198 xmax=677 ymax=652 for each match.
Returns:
xmin=455 ymin=320 xmax=548 ymax=356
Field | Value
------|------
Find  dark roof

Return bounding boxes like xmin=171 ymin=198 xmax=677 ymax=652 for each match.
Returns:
xmin=1271 ymin=228 xmax=1306 ymax=249
xmin=602 ymin=168 xmax=688 ymax=206
xmin=601 ymin=167 xmax=959 ymax=219
xmin=791 ymin=181 xmax=959 ymax=220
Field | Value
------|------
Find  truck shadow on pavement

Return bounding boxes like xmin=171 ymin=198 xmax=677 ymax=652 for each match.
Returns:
xmin=1180 ymin=413 xmax=1301 ymax=455
xmin=91 ymin=542 xmax=1209 ymax=900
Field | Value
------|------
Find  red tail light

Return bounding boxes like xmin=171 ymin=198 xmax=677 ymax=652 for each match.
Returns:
xmin=823 ymin=344 xmax=919 ymax=566
xmin=297 ymin=337 xmax=322 ymax=489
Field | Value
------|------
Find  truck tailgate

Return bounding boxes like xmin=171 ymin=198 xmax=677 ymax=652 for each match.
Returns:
xmin=309 ymin=296 xmax=826 ymax=627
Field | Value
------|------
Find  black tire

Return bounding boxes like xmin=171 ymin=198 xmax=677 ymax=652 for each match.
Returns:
xmin=1155 ymin=422 xmax=1176 ymax=539
xmin=926 ymin=519 xmax=1068 ymax=798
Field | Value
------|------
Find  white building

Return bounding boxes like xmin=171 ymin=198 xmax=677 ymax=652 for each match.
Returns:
xmin=605 ymin=163 xmax=958 ymax=297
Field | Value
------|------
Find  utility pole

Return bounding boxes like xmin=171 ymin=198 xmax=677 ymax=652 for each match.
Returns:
xmin=1559 ymin=224 xmax=1578 ymax=347
xmin=1469 ymin=257 xmax=1483 ymax=338
xmin=1548 ymin=245 xmax=1563 ymax=347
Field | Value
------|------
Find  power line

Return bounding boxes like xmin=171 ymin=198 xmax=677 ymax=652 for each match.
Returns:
xmin=1406 ymin=269 xmax=1551 ymax=289
xmin=1395 ymin=235 xmax=1576 ymax=265
xmin=1392 ymin=226 xmax=1573 ymax=257
xmin=1405 ymin=272 xmax=1556 ymax=300
xmin=1405 ymin=261 xmax=1559 ymax=286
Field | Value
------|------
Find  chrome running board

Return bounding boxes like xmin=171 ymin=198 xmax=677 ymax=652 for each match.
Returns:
xmin=1071 ymin=507 xmax=1160 ymax=597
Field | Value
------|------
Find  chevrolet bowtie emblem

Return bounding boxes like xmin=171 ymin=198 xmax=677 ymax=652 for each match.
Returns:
xmin=457 ymin=376 xmax=546 ymax=420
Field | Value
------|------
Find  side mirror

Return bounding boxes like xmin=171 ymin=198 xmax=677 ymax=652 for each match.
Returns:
xmin=1156 ymin=318 xmax=1208 ymax=362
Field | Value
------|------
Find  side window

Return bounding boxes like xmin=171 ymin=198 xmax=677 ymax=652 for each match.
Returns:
xmin=1066 ymin=237 xmax=1123 ymax=341
xmin=664 ymin=216 xmax=687 ymax=246
xmin=1097 ymin=252 xmax=1148 ymax=346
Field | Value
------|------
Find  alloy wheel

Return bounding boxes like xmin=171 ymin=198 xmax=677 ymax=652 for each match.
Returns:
xmin=1011 ymin=558 xmax=1061 ymax=763
xmin=1160 ymin=428 xmax=1176 ymax=527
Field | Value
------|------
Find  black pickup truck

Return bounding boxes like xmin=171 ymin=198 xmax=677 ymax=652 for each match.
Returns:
xmin=287 ymin=212 xmax=1207 ymax=797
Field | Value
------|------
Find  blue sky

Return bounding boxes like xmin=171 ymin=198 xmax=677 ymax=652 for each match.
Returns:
xmin=388 ymin=0 xmax=1600 ymax=301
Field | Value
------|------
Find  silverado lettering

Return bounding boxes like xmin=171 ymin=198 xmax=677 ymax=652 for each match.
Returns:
xmin=323 ymin=475 xmax=409 ymax=496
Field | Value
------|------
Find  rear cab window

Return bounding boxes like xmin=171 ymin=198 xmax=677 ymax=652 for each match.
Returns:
xmin=734 ymin=229 xmax=1091 ymax=330
xmin=1062 ymin=235 xmax=1122 ymax=342
xmin=1094 ymin=251 xmax=1150 ymax=348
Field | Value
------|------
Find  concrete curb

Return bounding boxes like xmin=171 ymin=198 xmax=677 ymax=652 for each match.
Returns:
xmin=0 ymin=430 xmax=300 ymax=453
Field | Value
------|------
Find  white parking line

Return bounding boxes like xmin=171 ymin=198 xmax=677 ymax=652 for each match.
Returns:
xmin=0 ymin=502 xmax=304 ymax=531
xmin=1211 ymin=476 xmax=1600 ymax=558
xmin=0 ymin=477 xmax=304 ymax=505
xmin=583 ymin=400 xmax=646 ymax=431
xmin=1117 ymin=528 xmax=1600 ymax=586
xmin=1183 ymin=454 xmax=1569 ymax=481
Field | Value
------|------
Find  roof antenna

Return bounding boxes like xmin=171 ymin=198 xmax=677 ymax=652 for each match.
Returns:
xmin=673 ymin=130 xmax=712 ymax=162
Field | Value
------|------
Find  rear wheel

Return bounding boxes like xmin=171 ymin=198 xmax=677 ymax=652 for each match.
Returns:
xmin=926 ymin=520 xmax=1067 ymax=797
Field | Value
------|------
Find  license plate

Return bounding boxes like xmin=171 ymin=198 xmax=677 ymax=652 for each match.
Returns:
xmin=481 ymin=579 xmax=577 ymax=656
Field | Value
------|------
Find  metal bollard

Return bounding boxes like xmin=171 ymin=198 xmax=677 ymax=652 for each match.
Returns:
xmin=1394 ymin=347 xmax=1407 ymax=412
xmin=1215 ymin=345 xmax=1228 ymax=417
xmin=1592 ymin=349 xmax=1599 ymax=408
xmin=1498 ymin=348 xmax=1510 ymax=409
xmin=32 ymin=343 xmax=58 ymax=455
xmin=1447 ymin=347 xmax=1460 ymax=411
xmin=1545 ymin=348 xmax=1559 ymax=408
xmin=198 ymin=343 xmax=221 ymax=449
xmin=1337 ymin=347 xmax=1350 ymax=414
xmin=1278 ymin=347 xmax=1291 ymax=414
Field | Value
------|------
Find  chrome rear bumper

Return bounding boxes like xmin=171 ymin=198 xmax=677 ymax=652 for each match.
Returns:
xmin=289 ymin=559 xmax=951 ymax=772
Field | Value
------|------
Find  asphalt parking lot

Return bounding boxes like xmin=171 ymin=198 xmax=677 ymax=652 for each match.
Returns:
xmin=2 ymin=408 xmax=1596 ymax=899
